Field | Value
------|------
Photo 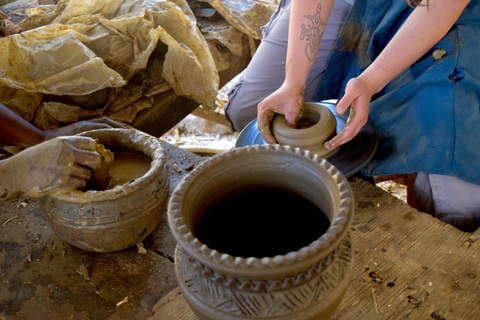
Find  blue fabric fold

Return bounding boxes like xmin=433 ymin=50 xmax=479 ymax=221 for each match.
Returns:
xmin=316 ymin=0 xmax=480 ymax=185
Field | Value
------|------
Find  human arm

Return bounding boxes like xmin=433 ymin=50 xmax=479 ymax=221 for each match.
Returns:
xmin=257 ymin=0 xmax=336 ymax=143
xmin=0 ymin=102 xmax=45 ymax=147
xmin=0 ymin=136 xmax=104 ymax=200
xmin=43 ymin=117 xmax=130 ymax=141
xmin=324 ymin=0 xmax=471 ymax=151
xmin=0 ymin=102 xmax=129 ymax=148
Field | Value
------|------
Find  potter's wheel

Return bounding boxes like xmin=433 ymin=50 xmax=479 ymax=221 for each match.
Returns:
xmin=235 ymin=102 xmax=378 ymax=178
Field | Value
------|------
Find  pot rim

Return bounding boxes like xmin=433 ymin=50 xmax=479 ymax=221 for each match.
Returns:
xmin=48 ymin=128 xmax=166 ymax=203
xmin=272 ymin=102 xmax=336 ymax=138
xmin=168 ymin=144 xmax=354 ymax=277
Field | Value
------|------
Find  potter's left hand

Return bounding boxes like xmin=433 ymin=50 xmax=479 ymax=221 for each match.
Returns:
xmin=257 ymin=83 xmax=305 ymax=144
xmin=0 ymin=136 xmax=104 ymax=200
xmin=44 ymin=117 xmax=130 ymax=140
xmin=324 ymin=77 xmax=374 ymax=151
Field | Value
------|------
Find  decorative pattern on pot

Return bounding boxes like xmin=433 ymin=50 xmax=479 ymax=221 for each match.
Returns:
xmin=39 ymin=128 xmax=169 ymax=253
xmin=168 ymin=144 xmax=355 ymax=320
xmin=176 ymin=236 xmax=352 ymax=318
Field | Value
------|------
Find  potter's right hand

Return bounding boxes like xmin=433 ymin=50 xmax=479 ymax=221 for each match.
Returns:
xmin=257 ymin=83 xmax=305 ymax=144
xmin=6 ymin=136 xmax=103 ymax=198
xmin=324 ymin=76 xmax=374 ymax=151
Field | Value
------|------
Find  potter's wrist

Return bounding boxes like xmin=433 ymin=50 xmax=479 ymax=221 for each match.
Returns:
xmin=361 ymin=53 xmax=405 ymax=94
xmin=281 ymin=80 xmax=305 ymax=97
xmin=357 ymin=69 xmax=387 ymax=95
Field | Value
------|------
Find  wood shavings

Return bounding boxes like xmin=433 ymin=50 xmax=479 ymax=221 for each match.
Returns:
xmin=3 ymin=215 xmax=18 ymax=227
xmin=116 ymin=296 xmax=129 ymax=306
xmin=31 ymin=234 xmax=41 ymax=243
xmin=372 ymin=288 xmax=379 ymax=313
xmin=173 ymin=163 xmax=183 ymax=173
xmin=77 ymin=264 xmax=91 ymax=280
xmin=136 ymin=242 xmax=147 ymax=254
xmin=17 ymin=202 xmax=27 ymax=208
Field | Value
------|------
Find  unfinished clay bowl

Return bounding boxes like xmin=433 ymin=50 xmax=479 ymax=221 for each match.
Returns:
xmin=39 ymin=128 xmax=169 ymax=252
xmin=272 ymin=102 xmax=337 ymax=158
xmin=168 ymin=144 xmax=354 ymax=320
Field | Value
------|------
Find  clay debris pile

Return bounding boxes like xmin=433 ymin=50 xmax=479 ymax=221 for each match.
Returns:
xmin=0 ymin=0 xmax=277 ymax=131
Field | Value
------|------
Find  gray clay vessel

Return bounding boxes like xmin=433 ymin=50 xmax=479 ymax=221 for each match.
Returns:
xmin=272 ymin=102 xmax=338 ymax=158
xmin=39 ymin=128 xmax=169 ymax=252
xmin=168 ymin=144 xmax=354 ymax=320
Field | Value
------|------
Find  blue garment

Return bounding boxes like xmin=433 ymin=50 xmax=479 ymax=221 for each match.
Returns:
xmin=316 ymin=0 xmax=480 ymax=185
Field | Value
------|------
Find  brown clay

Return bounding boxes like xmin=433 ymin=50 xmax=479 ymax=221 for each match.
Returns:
xmin=39 ymin=128 xmax=169 ymax=252
xmin=89 ymin=141 xmax=114 ymax=190
xmin=168 ymin=144 xmax=355 ymax=319
xmin=272 ymin=102 xmax=338 ymax=158
xmin=106 ymin=151 xmax=152 ymax=189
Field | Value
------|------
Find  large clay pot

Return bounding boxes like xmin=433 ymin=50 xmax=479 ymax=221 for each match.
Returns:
xmin=168 ymin=144 xmax=354 ymax=319
xmin=272 ymin=102 xmax=337 ymax=158
xmin=39 ymin=128 xmax=169 ymax=252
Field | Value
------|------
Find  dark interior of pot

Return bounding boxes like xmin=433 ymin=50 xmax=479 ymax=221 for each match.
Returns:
xmin=295 ymin=108 xmax=320 ymax=129
xmin=181 ymin=150 xmax=339 ymax=258
xmin=194 ymin=186 xmax=330 ymax=258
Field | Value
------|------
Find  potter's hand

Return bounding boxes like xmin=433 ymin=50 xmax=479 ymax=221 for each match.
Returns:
xmin=257 ymin=84 xmax=304 ymax=144
xmin=44 ymin=117 xmax=130 ymax=140
xmin=324 ymin=77 xmax=374 ymax=151
xmin=2 ymin=136 xmax=103 ymax=199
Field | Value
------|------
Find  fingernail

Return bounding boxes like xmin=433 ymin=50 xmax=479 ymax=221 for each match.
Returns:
xmin=324 ymin=141 xmax=331 ymax=151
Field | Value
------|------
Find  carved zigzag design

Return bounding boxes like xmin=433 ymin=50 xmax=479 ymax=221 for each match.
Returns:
xmin=179 ymin=235 xmax=352 ymax=317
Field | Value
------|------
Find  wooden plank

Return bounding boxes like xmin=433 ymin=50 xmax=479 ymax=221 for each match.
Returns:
xmin=190 ymin=108 xmax=230 ymax=128
xmin=150 ymin=287 xmax=198 ymax=320
xmin=335 ymin=177 xmax=480 ymax=320
xmin=151 ymin=177 xmax=480 ymax=320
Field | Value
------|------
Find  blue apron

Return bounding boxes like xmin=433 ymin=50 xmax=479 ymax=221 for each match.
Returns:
xmin=316 ymin=0 xmax=480 ymax=185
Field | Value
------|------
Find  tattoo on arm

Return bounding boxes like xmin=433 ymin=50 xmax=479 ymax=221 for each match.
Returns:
xmin=299 ymin=4 xmax=325 ymax=61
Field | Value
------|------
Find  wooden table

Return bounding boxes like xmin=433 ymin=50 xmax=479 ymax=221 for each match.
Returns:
xmin=1 ymin=143 xmax=479 ymax=320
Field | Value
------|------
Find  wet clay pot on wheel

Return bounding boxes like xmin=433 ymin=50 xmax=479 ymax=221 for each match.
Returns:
xmin=168 ymin=144 xmax=354 ymax=320
xmin=39 ymin=128 xmax=169 ymax=252
xmin=272 ymin=102 xmax=337 ymax=158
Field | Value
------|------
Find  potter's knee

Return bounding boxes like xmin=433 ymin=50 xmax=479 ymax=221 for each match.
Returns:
xmin=224 ymin=101 xmax=241 ymax=132
xmin=225 ymin=98 xmax=259 ymax=132
xmin=224 ymin=82 xmax=258 ymax=132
